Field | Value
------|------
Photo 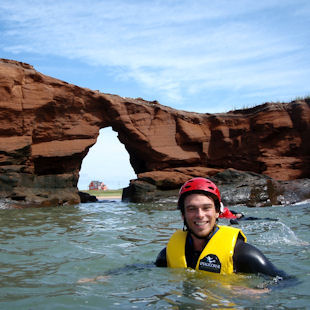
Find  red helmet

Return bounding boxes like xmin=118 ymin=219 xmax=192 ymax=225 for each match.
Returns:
xmin=178 ymin=177 xmax=221 ymax=212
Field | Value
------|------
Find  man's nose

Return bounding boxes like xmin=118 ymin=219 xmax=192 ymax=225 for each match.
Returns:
xmin=195 ymin=208 xmax=204 ymax=217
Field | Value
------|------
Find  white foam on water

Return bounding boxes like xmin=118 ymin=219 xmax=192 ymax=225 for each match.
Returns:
xmin=291 ymin=199 xmax=310 ymax=206
xmin=0 ymin=200 xmax=14 ymax=209
xmin=248 ymin=221 xmax=309 ymax=247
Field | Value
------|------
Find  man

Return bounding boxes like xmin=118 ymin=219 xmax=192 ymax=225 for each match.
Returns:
xmin=155 ymin=177 xmax=286 ymax=277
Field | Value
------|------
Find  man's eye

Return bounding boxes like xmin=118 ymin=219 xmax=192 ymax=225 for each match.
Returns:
xmin=187 ymin=207 xmax=195 ymax=212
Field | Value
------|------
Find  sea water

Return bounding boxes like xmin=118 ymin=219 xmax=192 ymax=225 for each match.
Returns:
xmin=0 ymin=198 xmax=309 ymax=309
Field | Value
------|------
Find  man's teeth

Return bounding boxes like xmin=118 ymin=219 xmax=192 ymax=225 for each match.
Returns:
xmin=195 ymin=221 xmax=206 ymax=226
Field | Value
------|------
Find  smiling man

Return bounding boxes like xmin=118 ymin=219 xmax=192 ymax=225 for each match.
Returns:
xmin=155 ymin=177 xmax=287 ymax=277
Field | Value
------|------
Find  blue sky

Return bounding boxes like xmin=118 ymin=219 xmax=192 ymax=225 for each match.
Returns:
xmin=1 ymin=0 xmax=309 ymax=189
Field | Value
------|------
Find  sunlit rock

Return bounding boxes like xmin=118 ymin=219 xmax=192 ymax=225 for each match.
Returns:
xmin=0 ymin=59 xmax=309 ymax=206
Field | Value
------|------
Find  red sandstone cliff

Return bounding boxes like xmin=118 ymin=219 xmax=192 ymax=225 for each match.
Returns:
xmin=0 ymin=59 xmax=309 ymax=206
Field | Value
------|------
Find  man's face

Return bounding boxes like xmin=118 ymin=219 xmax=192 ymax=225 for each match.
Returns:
xmin=183 ymin=193 xmax=219 ymax=239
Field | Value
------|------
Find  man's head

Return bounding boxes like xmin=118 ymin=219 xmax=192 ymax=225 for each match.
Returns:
xmin=178 ymin=178 xmax=221 ymax=239
xmin=183 ymin=193 xmax=220 ymax=239
xmin=178 ymin=178 xmax=221 ymax=214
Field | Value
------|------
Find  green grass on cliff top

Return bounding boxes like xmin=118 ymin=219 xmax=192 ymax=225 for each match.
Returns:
xmin=81 ymin=189 xmax=122 ymax=197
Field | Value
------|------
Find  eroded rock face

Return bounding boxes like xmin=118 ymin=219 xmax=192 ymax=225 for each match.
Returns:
xmin=0 ymin=59 xmax=309 ymax=207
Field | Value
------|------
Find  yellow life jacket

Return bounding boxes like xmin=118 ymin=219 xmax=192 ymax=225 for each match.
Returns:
xmin=166 ymin=225 xmax=247 ymax=275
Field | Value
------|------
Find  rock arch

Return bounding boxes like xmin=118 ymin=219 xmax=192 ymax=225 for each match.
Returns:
xmin=0 ymin=59 xmax=309 ymax=206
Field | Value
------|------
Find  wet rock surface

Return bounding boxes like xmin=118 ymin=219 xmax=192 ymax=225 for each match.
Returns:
xmin=78 ymin=191 xmax=98 ymax=203
xmin=123 ymin=169 xmax=310 ymax=207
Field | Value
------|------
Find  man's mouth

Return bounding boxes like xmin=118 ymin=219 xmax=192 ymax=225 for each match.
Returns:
xmin=194 ymin=221 xmax=208 ymax=226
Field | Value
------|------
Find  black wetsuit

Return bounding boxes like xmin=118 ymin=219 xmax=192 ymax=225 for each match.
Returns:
xmin=155 ymin=233 xmax=287 ymax=278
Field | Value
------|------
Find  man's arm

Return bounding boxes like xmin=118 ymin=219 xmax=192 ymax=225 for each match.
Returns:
xmin=233 ymin=238 xmax=287 ymax=278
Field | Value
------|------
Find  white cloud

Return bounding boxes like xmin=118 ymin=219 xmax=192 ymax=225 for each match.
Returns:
xmin=0 ymin=0 xmax=309 ymax=109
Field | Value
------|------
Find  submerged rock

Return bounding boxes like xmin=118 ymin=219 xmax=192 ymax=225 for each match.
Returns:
xmin=78 ymin=191 xmax=98 ymax=203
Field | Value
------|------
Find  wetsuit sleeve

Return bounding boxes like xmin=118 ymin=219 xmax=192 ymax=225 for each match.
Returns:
xmin=155 ymin=247 xmax=167 ymax=267
xmin=230 ymin=210 xmax=244 ymax=217
xmin=233 ymin=238 xmax=287 ymax=278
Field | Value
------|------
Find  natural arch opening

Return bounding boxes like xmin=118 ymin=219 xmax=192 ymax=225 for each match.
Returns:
xmin=77 ymin=127 xmax=136 ymax=190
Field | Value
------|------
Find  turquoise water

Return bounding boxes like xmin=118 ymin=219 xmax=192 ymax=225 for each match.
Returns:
xmin=0 ymin=198 xmax=309 ymax=309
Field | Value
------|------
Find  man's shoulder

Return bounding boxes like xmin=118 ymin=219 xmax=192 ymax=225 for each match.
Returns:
xmin=155 ymin=247 xmax=167 ymax=267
